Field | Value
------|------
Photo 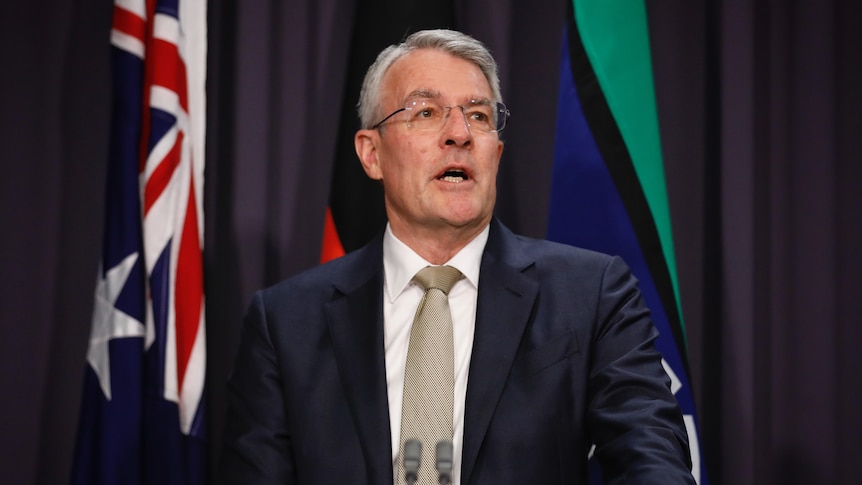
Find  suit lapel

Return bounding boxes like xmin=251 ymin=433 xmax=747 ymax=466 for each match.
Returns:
xmin=461 ymin=221 xmax=539 ymax=484
xmin=324 ymin=240 xmax=393 ymax=485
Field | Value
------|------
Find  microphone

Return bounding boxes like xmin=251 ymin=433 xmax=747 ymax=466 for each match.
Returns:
xmin=435 ymin=440 xmax=453 ymax=485
xmin=403 ymin=439 xmax=422 ymax=485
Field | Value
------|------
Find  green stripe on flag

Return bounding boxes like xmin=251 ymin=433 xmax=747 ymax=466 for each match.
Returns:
xmin=572 ymin=0 xmax=686 ymax=344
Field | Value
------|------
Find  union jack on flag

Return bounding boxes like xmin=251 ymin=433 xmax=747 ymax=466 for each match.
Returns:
xmin=72 ymin=0 xmax=207 ymax=483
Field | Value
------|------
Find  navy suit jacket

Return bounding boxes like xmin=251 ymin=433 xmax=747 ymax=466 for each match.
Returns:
xmin=220 ymin=219 xmax=694 ymax=484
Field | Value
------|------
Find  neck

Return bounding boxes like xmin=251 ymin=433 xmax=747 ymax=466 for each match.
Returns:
xmin=388 ymin=219 xmax=489 ymax=265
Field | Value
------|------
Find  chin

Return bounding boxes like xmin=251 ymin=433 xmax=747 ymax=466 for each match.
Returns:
xmin=441 ymin=211 xmax=490 ymax=230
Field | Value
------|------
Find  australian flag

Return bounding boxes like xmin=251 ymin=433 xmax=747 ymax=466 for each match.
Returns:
xmin=71 ymin=0 xmax=207 ymax=483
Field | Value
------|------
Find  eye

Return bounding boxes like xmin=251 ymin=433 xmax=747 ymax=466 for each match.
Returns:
xmin=409 ymin=102 xmax=442 ymax=123
xmin=465 ymin=106 xmax=495 ymax=130
xmin=467 ymin=110 xmax=489 ymax=122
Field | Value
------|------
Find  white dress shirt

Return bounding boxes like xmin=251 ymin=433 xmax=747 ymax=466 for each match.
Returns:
xmin=383 ymin=223 xmax=489 ymax=485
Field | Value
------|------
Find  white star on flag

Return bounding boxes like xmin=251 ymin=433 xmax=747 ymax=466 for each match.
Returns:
xmin=87 ymin=252 xmax=146 ymax=400
xmin=661 ymin=358 xmax=683 ymax=395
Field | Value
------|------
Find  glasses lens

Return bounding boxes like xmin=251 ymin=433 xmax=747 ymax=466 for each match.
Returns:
xmin=405 ymin=101 xmax=443 ymax=131
xmin=463 ymin=102 xmax=496 ymax=133
xmin=495 ymin=103 xmax=509 ymax=132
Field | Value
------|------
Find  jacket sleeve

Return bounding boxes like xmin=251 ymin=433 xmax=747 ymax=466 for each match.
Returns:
xmin=587 ymin=256 xmax=695 ymax=484
xmin=219 ymin=291 xmax=297 ymax=485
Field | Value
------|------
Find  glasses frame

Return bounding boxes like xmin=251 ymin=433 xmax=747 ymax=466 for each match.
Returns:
xmin=371 ymin=100 xmax=510 ymax=134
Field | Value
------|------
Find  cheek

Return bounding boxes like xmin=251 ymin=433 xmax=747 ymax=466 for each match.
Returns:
xmin=483 ymin=155 xmax=501 ymax=183
xmin=382 ymin=139 xmax=423 ymax=170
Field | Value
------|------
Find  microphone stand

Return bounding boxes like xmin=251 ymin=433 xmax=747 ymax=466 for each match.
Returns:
xmin=403 ymin=439 xmax=422 ymax=485
xmin=436 ymin=440 xmax=453 ymax=485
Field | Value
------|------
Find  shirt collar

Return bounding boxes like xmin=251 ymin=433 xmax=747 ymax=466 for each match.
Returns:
xmin=382 ymin=223 xmax=489 ymax=303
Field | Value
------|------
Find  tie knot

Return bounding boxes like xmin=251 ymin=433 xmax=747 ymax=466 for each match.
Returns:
xmin=413 ymin=265 xmax=463 ymax=295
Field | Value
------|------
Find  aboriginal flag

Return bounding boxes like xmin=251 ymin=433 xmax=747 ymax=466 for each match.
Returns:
xmin=547 ymin=1 xmax=708 ymax=483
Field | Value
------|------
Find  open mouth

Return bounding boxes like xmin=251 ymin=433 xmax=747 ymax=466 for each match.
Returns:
xmin=438 ymin=169 xmax=469 ymax=183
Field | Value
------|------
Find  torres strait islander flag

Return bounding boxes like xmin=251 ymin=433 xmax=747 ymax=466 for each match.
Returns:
xmin=548 ymin=1 xmax=707 ymax=483
xmin=71 ymin=0 xmax=207 ymax=483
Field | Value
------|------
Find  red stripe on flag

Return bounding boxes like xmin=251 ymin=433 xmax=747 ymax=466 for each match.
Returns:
xmin=151 ymin=38 xmax=189 ymax=113
xmin=174 ymin=170 xmax=203 ymax=393
xmin=143 ymin=131 xmax=183 ymax=215
xmin=137 ymin=0 xmax=159 ymax=174
xmin=112 ymin=5 xmax=146 ymax=42
xmin=320 ymin=206 xmax=346 ymax=263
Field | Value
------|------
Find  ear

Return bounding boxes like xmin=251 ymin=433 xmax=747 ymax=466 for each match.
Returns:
xmin=355 ymin=129 xmax=383 ymax=180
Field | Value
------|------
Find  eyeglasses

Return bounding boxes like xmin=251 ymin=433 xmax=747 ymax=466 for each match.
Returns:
xmin=372 ymin=99 xmax=510 ymax=134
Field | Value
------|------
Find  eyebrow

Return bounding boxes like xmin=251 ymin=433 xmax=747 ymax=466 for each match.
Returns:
xmin=403 ymin=89 xmax=493 ymax=106
xmin=404 ymin=89 xmax=442 ymax=102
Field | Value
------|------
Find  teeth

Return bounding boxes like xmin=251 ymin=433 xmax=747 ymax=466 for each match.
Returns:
xmin=439 ymin=169 xmax=467 ymax=182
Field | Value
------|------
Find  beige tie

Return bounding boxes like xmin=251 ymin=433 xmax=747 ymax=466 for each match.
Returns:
xmin=398 ymin=265 xmax=463 ymax=485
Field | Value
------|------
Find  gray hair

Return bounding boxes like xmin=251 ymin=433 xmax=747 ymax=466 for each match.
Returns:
xmin=357 ymin=29 xmax=503 ymax=129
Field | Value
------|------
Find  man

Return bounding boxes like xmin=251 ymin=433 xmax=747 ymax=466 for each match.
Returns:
xmin=220 ymin=29 xmax=695 ymax=484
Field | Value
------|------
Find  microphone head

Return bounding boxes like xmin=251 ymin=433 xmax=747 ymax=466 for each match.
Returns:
xmin=403 ymin=439 xmax=422 ymax=480
xmin=435 ymin=440 xmax=454 ymax=478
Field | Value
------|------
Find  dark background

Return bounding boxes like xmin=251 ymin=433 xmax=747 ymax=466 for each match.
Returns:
xmin=2 ymin=0 xmax=860 ymax=483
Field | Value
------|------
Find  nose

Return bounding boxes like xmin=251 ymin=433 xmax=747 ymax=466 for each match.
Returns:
xmin=442 ymin=106 xmax=472 ymax=147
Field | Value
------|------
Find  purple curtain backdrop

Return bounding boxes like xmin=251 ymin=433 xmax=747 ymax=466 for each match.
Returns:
xmin=1 ymin=0 xmax=860 ymax=484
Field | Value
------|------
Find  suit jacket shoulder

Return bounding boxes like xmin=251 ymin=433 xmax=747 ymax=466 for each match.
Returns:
xmin=461 ymin=219 xmax=694 ymax=484
xmin=258 ymin=233 xmax=385 ymax=310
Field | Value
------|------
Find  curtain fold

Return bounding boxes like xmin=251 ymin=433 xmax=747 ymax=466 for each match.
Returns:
xmin=2 ymin=0 xmax=860 ymax=483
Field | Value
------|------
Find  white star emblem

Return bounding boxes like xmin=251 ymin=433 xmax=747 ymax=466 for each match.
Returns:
xmin=661 ymin=358 xmax=682 ymax=395
xmin=87 ymin=252 xmax=146 ymax=400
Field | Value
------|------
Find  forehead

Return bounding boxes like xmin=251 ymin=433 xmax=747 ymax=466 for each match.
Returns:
xmin=381 ymin=48 xmax=492 ymax=104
